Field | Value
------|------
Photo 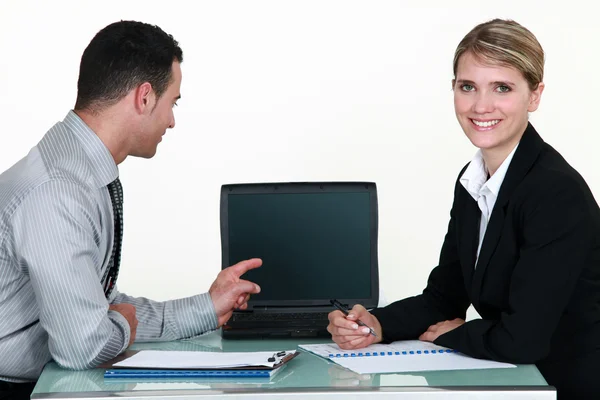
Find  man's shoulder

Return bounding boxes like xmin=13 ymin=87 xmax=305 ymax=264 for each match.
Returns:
xmin=0 ymin=126 xmax=98 ymax=225
xmin=38 ymin=121 xmax=97 ymax=182
xmin=0 ymin=166 xmax=95 ymax=226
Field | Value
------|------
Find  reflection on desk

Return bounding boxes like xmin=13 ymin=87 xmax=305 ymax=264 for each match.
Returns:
xmin=32 ymin=330 xmax=556 ymax=399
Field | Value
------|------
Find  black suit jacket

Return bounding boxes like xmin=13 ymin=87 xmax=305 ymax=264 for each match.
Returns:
xmin=372 ymin=123 xmax=600 ymax=381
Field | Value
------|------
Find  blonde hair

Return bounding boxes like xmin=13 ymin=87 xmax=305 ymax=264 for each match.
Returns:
xmin=453 ymin=19 xmax=545 ymax=90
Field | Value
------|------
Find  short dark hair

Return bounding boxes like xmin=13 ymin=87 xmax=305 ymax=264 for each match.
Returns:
xmin=74 ymin=20 xmax=183 ymax=112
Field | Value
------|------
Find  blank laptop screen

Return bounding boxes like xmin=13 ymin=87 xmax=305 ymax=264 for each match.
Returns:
xmin=227 ymin=191 xmax=372 ymax=302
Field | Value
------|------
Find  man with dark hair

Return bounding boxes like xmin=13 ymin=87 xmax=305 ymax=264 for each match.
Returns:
xmin=75 ymin=20 xmax=184 ymax=114
xmin=0 ymin=20 xmax=261 ymax=399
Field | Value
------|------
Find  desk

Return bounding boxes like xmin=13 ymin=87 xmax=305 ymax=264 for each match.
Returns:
xmin=32 ymin=331 xmax=555 ymax=399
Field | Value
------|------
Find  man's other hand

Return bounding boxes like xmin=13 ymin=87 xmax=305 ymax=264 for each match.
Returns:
xmin=109 ymin=303 xmax=138 ymax=347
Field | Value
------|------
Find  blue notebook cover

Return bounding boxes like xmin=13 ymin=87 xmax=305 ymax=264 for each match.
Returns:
xmin=104 ymin=367 xmax=280 ymax=379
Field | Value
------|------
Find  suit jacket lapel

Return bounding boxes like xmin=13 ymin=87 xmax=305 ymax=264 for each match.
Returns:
xmin=458 ymin=189 xmax=479 ymax=289
xmin=471 ymin=123 xmax=545 ymax=301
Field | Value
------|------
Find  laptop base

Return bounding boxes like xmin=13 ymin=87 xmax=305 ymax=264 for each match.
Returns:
xmin=222 ymin=327 xmax=329 ymax=340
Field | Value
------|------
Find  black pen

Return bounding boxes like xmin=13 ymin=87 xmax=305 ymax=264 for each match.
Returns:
xmin=330 ymin=299 xmax=377 ymax=337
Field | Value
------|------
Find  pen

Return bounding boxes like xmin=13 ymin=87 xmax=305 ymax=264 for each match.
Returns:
xmin=330 ymin=299 xmax=377 ymax=337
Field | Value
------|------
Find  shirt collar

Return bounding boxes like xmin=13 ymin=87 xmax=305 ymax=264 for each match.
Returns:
xmin=460 ymin=143 xmax=519 ymax=201
xmin=486 ymin=144 xmax=519 ymax=197
xmin=62 ymin=110 xmax=119 ymax=188
xmin=460 ymin=150 xmax=487 ymax=201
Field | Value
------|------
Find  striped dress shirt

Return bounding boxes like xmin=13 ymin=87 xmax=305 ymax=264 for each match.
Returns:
xmin=0 ymin=111 xmax=218 ymax=382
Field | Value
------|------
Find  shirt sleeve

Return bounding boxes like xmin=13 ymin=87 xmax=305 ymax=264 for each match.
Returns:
xmin=109 ymin=290 xmax=218 ymax=341
xmin=12 ymin=180 xmax=130 ymax=370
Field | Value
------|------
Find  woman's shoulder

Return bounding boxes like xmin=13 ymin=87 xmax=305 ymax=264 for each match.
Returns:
xmin=514 ymin=143 xmax=599 ymax=217
xmin=528 ymin=142 xmax=589 ymax=191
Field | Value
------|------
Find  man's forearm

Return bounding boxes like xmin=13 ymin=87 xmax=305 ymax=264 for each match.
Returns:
xmin=110 ymin=290 xmax=218 ymax=341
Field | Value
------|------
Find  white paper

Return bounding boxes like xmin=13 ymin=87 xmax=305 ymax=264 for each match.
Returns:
xmin=114 ymin=350 xmax=296 ymax=369
xmin=299 ymin=341 xmax=515 ymax=374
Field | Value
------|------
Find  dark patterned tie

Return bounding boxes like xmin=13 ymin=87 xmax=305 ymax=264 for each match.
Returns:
xmin=103 ymin=178 xmax=123 ymax=298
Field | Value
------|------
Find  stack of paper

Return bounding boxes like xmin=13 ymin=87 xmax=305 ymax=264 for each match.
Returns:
xmin=104 ymin=349 xmax=298 ymax=379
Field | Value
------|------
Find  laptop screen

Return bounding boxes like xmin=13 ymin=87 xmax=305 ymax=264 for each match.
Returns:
xmin=220 ymin=182 xmax=378 ymax=309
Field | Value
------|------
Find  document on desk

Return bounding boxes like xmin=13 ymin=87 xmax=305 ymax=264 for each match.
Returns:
xmin=299 ymin=341 xmax=516 ymax=374
xmin=113 ymin=350 xmax=298 ymax=370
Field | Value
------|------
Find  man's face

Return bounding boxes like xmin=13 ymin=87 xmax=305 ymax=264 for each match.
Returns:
xmin=132 ymin=61 xmax=182 ymax=158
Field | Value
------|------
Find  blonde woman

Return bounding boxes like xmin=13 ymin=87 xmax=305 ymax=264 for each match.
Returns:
xmin=328 ymin=19 xmax=600 ymax=399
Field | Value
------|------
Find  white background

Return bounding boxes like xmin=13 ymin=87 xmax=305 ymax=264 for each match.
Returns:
xmin=1 ymin=1 xmax=598 ymax=319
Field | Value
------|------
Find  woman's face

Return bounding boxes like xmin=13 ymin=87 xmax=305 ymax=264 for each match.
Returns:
xmin=453 ymin=51 xmax=544 ymax=155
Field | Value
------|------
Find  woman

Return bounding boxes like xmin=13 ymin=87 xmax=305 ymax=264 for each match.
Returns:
xmin=327 ymin=19 xmax=600 ymax=399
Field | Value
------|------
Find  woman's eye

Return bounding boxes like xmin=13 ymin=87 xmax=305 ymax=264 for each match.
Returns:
xmin=461 ymin=84 xmax=475 ymax=92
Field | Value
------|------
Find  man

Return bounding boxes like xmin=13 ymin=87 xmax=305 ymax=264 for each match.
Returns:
xmin=0 ymin=20 xmax=261 ymax=399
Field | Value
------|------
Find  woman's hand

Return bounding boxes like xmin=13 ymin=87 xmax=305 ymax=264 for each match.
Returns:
xmin=327 ymin=304 xmax=383 ymax=350
xmin=419 ymin=318 xmax=465 ymax=342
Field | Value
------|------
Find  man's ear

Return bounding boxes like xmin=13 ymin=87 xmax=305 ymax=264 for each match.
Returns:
xmin=528 ymin=82 xmax=545 ymax=112
xmin=134 ymin=82 xmax=154 ymax=114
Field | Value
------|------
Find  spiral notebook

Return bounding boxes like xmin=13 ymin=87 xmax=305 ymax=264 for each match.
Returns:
xmin=299 ymin=341 xmax=516 ymax=374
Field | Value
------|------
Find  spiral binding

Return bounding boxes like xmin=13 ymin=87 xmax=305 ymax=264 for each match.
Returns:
xmin=328 ymin=349 xmax=458 ymax=358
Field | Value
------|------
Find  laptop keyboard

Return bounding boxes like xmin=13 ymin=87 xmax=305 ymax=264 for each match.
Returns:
xmin=231 ymin=312 xmax=330 ymax=322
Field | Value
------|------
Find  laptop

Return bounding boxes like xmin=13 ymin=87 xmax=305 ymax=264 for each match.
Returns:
xmin=220 ymin=182 xmax=379 ymax=339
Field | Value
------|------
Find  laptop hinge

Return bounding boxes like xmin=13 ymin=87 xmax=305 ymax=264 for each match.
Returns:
xmin=246 ymin=305 xmax=333 ymax=312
